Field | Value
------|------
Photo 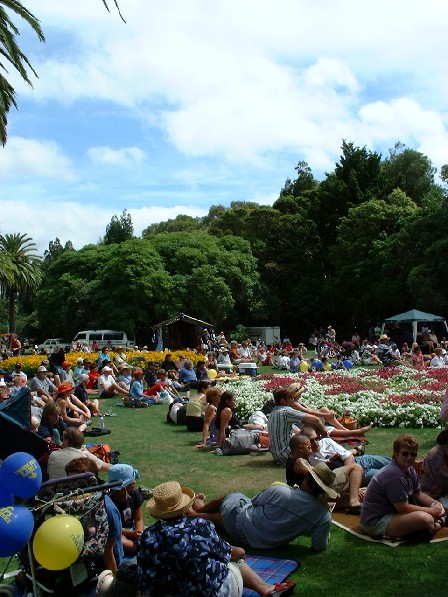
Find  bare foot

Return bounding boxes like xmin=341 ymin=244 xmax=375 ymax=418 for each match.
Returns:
xmin=193 ymin=494 xmax=206 ymax=510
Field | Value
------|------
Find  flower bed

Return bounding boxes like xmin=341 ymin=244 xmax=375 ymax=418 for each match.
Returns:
xmin=222 ymin=367 xmax=448 ymax=428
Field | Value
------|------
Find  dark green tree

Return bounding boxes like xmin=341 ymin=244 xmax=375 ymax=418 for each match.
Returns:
xmin=381 ymin=142 xmax=437 ymax=204
xmin=104 ymin=209 xmax=134 ymax=245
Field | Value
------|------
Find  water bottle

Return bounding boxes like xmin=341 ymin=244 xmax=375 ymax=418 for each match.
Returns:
xmin=100 ymin=415 xmax=105 ymax=431
xmin=214 ymin=447 xmax=223 ymax=456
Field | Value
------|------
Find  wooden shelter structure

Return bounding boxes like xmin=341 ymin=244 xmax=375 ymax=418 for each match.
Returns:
xmin=152 ymin=313 xmax=214 ymax=351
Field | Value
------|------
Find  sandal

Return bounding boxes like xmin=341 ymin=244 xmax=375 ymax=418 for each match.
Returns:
xmin=345 ymin=505 xmax=362 ymax=515
xmin=271 ymin=580 xmax=295 ymax=596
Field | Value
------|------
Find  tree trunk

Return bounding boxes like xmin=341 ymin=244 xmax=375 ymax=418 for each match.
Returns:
xmin=8 ymin=289 xmax=16 ymax=334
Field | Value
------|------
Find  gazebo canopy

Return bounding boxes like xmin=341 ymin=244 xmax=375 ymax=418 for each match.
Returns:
xmin=151 ymin=313 xmax=214 ymax=350
xmin=383 ymin=309 xmax=448 ymax=342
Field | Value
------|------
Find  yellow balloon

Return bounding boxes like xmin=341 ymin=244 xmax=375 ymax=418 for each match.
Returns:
xmin=33 ymin=514 xmax=84 ymax=570
xmin=208 ymin=368 xmax=217 ymax=379
xmin=299 ymin=360 xmax=309 ymax=372
xmin=324 ymin=362 xmax=332 ymax=371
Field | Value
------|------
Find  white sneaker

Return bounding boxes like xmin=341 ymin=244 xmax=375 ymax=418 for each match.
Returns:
xmin=96 ymin=570 xmax=115 ymax=597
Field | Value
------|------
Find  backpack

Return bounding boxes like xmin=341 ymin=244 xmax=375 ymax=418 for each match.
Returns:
xmin=86 ymin=443 xmax=112 ymax=463
xmin=222 ymin=429 xmax=258 ymax=455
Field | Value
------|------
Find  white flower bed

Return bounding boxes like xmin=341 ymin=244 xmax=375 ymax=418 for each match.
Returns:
xmin=221 ymin=366 xmax=447 ymax=428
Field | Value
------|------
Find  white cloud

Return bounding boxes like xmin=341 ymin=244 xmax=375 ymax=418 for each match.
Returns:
xmin=1 ymin=0 xmax=447 ymax=251
xmin=86 ymin=146 xmax=146 ymax=166
xmin=0 ymin=137 xmax=75 ymax=180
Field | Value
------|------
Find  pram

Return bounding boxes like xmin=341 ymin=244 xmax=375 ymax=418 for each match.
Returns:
xmin=6 ymin=473 xmax=121 ymax=597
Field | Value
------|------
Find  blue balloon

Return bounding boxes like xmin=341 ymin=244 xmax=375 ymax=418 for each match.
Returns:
xmin=313 ymin=359 xmax=323 ymax=370
xmin=331 ymin=363 xmax=337 ymax=369
xmin=0 ymin=506 xmax=34 ymax=556
xmin=0 ymin=484 xmax=14 ymax=507
xmin=343 ymin=359 xmax=353 ymax=369
xmin=0 ymin=452 xmax=42 ymax=498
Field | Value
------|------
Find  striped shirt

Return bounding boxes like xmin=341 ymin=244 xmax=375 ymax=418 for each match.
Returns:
xmin=268 ymin=406 xmax=306 ymax=465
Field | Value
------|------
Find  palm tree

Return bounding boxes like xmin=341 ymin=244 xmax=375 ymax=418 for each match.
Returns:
xmin=0 ymin=233 xmax=42 ymax=334
xmin=0 ymin=0 xmax=124 ymax=146
xmin=0 ymin=0 xmax=45 ymax=145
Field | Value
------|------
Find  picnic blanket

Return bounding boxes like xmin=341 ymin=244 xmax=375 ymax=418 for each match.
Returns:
xmin=242 ymin=555 xmax=299 ymax=597
xmin=332 ymin=511 xmax=448 ymax=547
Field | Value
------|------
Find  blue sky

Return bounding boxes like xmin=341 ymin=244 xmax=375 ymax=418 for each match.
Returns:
xmin=1 ymin=0 xmax=447 ymax=253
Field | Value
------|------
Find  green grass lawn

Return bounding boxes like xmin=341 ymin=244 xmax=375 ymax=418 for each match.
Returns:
xmin=96 ymin=393 xmax=446 ymax=597
xmin=2 ymin=365 xmax=446 ymax=595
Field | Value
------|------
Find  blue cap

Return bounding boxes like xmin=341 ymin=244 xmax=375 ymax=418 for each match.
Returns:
xmin=108 ymin=464 xmax=140 ymax=489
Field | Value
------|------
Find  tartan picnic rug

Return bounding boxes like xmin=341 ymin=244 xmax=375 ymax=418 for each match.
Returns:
xmin=242 ymin=555 xmax=299 ymax=597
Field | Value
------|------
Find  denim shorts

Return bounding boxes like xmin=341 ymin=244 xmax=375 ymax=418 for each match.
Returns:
xmin=361 ymin=513 xmax=395 ymax=538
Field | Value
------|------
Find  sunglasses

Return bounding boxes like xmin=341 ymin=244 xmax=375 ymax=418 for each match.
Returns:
xmin=400 ymin=451 xmax=418 ymax=458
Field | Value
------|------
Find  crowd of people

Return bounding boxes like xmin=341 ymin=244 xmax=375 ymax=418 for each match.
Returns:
xmin=3 ymin=324 xmax=448 ymax=596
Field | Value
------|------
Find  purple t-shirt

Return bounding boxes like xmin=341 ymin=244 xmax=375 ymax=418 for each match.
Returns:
xmin=360 ymin=459 xmax=421 ymax=527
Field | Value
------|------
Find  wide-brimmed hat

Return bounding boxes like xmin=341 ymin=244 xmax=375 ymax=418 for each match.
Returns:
xmin=76 ymin=357 xmax=84 ymax=364
xmin=298 ymin=459 xmax=339 ymax=499
xmin=37 ymin=365 xmax=47 ymax=373
xmin=108 ymin=464 xmax=140 ymax=490
xmin=102 ymin=366 xmax=113 ymax=373
xmin=76 ymin=374 xmax=89 ymax=385
xmin=56 ymin=382 xmax=73 ymax=395
xmin=147 ymin=481 xmax=195 ymax=519
xmin=62 ymin=361 xmax=71 ymax=368
xmin=379 ymin=334 xmax=389 ymax=341
xmin=119 ymin=363 xmax=132 ymax=371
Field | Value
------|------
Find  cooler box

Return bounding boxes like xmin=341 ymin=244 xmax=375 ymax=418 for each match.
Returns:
xmin=238 ymin=363 xmax=258 ymax=376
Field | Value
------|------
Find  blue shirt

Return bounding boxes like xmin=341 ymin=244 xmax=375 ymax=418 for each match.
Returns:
xmin=221 ymin=484 xmax=331 ymax=552
xmin=130 ymin=379 xmax=145 ymax=400
xmin=105 ymin=495 xmax=124 ymax=569
xmin=137 ymin=516 xmax=231 ymax=596
xmin=178 ymin=367 xmax=198 ymax=383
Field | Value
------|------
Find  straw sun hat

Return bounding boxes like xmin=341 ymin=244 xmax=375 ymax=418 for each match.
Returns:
xmin=298 ymin=459 xmax=339 ymax=499
xmin=147 ymin=481 xmax=195 ymax=519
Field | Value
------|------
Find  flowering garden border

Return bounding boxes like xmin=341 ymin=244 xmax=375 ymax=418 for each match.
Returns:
xmin=223 ymin=367 xmax=448 ymax=428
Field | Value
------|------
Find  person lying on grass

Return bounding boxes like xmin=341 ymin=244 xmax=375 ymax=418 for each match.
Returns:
xmin=138 ymin=480 xmax=295 ymax=597
xmin=286 ymin=382 xmax=372 ymax=438
xmin=360 ymin=434 xmax=445 ymax=541
xmin=186 ymin=464 xmax=338 ymax=552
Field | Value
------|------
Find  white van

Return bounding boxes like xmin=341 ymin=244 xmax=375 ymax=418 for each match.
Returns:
xmin=72 ymin=330 xmax=135 ymax=349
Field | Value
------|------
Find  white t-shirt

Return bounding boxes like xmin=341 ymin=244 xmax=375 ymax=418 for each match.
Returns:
xmin=308 ymin=437 xmax=352 ymax=466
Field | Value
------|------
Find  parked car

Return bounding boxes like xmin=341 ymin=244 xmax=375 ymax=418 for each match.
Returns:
xmin=71 ymin=330 xmax=135 ymax=349
xmin=37 ymin=338 xmax=72 ymax=353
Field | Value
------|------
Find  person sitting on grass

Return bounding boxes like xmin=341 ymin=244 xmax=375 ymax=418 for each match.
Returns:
xmin=302 ymin=425 xmax=390 ymax=486
xmin=37 ymin=401 xmax=67 ymax=445
xmin=54 ymin=382 xmax=88 ymax=432
xmin=30 ymin=365 xmax=57 ymax=403
xmin=47 ymin=427 xmax=111 ymax=479
xmin=187 ymin=463 xmax=338 ymax=552
xmin=286 ymin=383 xmax=372 ymax=439
xmin=267 ymin=387 xmax=327 ymax=466
xmin=419 ymin=429 xmax=448 ymax=510
xmin=137 ymin=480 xmax=295 ymax=597
xmin=108 ymin=464 xmax=144 ymax=556
xmin=178 ymin=358 xmax=200 ymax=389
xmin=87 ymin=362 xmax=100 ymax=390
xmin=286 ymin=433 xmax=364 ymax=514
xmin=197 ymin=386 xmax=222 ymax=448
xmin=97 ymin=365 xmax=130 ymax=399
xmin=128 ymin=368 xmax=154 ymax=407
xmin=360 ymin=434 xmax=445 ymax=541
xmin=186 ymin=380 xmax=211 ymax=432
xmin=117 ymin=363 xmax=133 ymax=389
xmin=215 ymin=391 xmax=266 ymax=449
xmin=74 ymin=374 xmax=100 ymax=417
